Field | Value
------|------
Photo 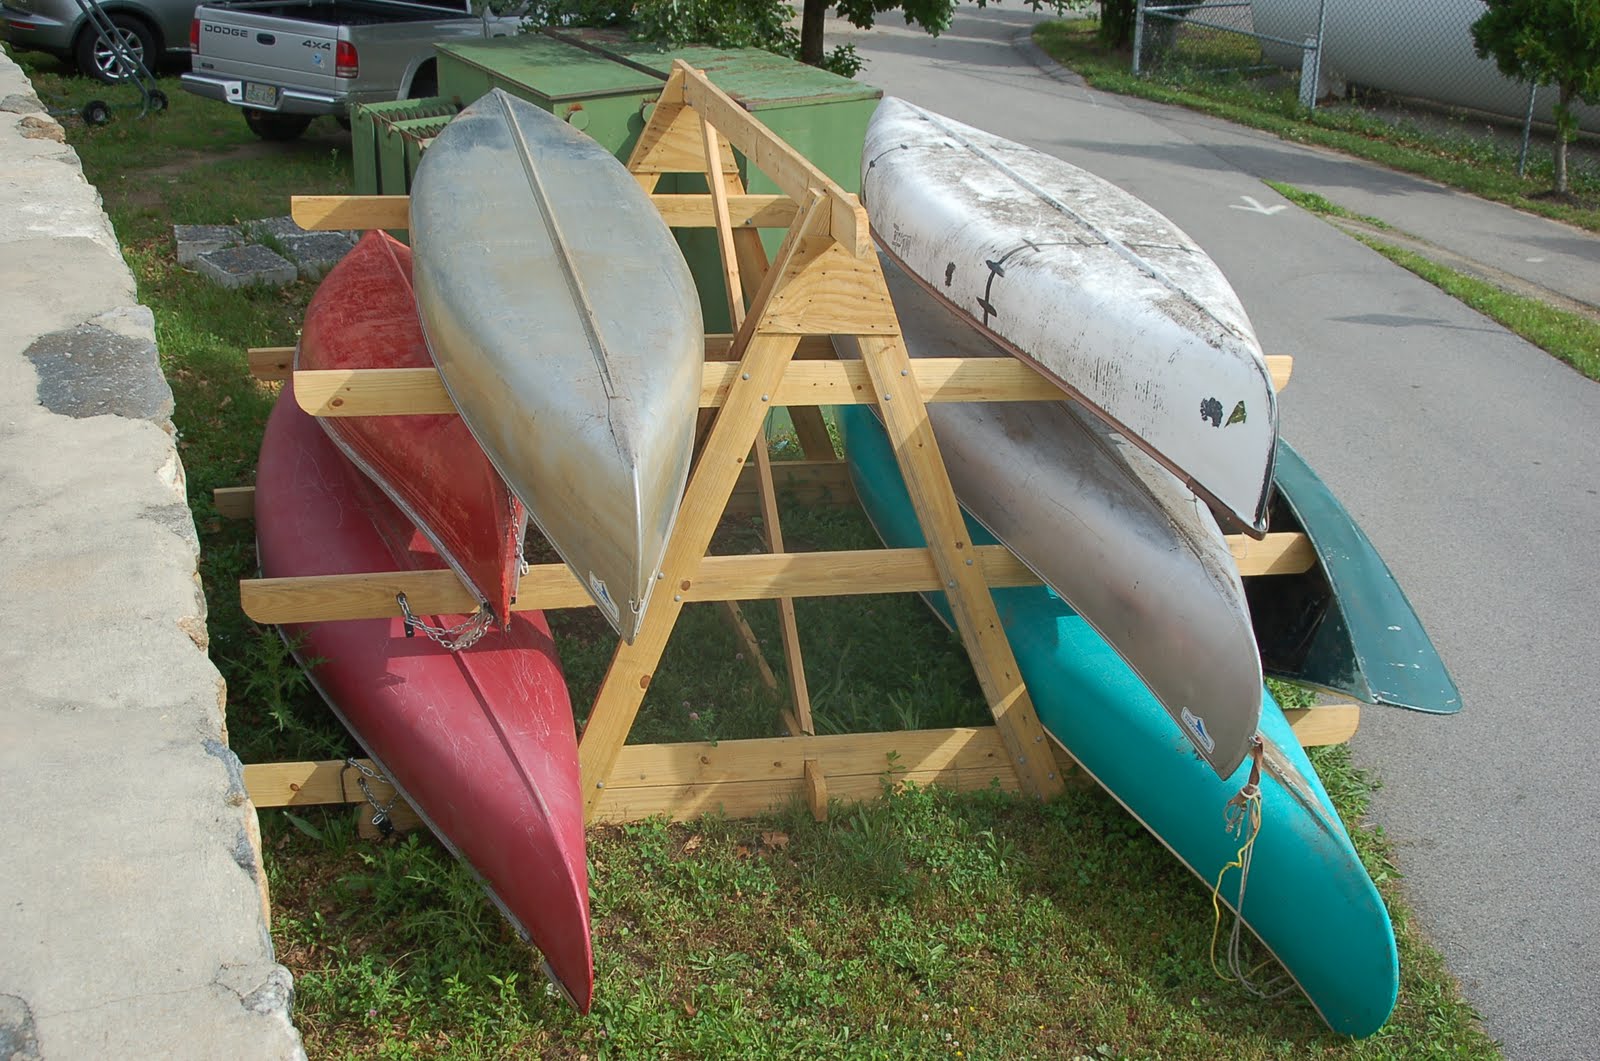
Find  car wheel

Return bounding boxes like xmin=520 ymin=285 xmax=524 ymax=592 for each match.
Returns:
xmin=75 ymin=14 xmax=156 ymax=85
xmin=243 ymin=109 xmax=313 ymax=142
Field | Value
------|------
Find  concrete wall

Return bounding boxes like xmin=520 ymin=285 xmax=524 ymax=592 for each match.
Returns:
xmin=0 ymin=53 xmax=304 ymax=1059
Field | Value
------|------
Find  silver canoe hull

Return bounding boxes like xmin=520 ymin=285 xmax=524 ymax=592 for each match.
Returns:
xmin=410 ymin=89 xmax=704 ymax=642
xmin=861 ymin=96 xmax=1278 ymax=536
xmin=842 ymin=255 xmax=1263 ymax=777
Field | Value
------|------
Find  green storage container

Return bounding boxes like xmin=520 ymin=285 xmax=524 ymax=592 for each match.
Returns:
xmin=351 ymin=96 xmax=457 ymax=197
xmin=435 ymin=35 xmax=666 ymax=161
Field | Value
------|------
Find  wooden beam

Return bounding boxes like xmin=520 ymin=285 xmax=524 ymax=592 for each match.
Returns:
xmin=239 ymin=531 xmax=1313 ymax=624
xmin=1282 ymin=703 xmax=1360 ymax=746
xmin=212 ymin=486 xmax=255 ymax=519
xmin=856 ymin=331 xmax=1063 ymax=800
xmin=243 ymin=706 xmax=1357 ymax=826
xmin=803 ymin=759 xmax=828 ymax=821
xmin=673 ymin=61 xmax=870 ymax=258
xmin=292 ymin=194 xmax=406 ymax=232
xmin=291 ymin=356 xmax=1295 ymax=418
xmin=250 ymin=336 xmax=839 ymax=384
xmin=248 ymin=346 xmax=293 ymax=382
xmin=705 ymin=128 xmax=816 ymax=738
xmin=215 ymin=460 xmax=857 ymax=523
xmin=653 ymin=193 xmax=797 ymax=229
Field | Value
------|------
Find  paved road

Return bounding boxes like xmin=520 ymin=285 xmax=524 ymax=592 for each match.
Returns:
xmin=826 ymin=8 xmax=1600 ymax=1058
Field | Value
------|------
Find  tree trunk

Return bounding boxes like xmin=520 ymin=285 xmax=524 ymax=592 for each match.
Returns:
xmin=1555 ymin=82 xmax=1573 ymax=195
xmin=801 ymin=0 xmax=829 ymax=67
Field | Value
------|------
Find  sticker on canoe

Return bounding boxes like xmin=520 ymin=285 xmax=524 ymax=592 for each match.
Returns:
xmin=1201 ymin=398 xmax=1249 ymax=429
xmin=1180 ymin=707 xmax=1217 ymax=755
xmin=588 ymin=572 xmax=620 ymax=624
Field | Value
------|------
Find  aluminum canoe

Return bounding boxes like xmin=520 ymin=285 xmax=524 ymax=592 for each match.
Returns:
xmin=840 ymin=403 xmax=1398 ymax=1037
xmin=256 ymin=383 xmax=594 ymax=1011
xmin=410 ymin=88 xmax=704 ymax=642
xmin=861 ymin=96 xmax=1278 ymax=536
xmin=839 ymin=254 xmax=1263 ymax=778
xmin=297 ymin=230 xmax=525 ymax=626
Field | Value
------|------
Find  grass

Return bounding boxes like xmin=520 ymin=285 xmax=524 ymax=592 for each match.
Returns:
xmin=1267 ymin=179 xmax=1600 ymax=381
xmin=7 ymin=42 xmax=1500 ymax=1058
xmin=1032 ymin=20 xmax=1600 ymax=233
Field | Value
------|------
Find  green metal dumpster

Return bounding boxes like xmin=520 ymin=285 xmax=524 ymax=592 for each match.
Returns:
xmin=435 ymin=35 xmax=666 ymax=161
xmin=351 ymin=96 xmax=458 ymax=197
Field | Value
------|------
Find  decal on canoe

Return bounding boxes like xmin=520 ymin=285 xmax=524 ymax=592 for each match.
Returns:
xmin=1201 ymin=396 xmax=1225 ymax=428
xmin=588 ymin=572 xmax=620 ymax=625
xmin=1227 ymin=401 xmax=1248 ymax=427
xmin=1181 ymin=707 xmax=1217 ymax=755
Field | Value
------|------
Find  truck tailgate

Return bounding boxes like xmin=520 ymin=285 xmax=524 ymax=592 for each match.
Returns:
xmin=193 ymin=12 xmax=339 ymax=95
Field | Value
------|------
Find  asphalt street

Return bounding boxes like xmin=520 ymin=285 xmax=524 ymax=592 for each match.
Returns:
xmin=825 ymin=8 xmax=1600 ymax=1057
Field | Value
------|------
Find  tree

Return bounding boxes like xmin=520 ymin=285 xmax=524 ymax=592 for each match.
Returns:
xmin=1471 ymin=0 xmax=1600 ymax=194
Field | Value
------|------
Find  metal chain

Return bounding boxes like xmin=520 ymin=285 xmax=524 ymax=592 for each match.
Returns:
xmin=396 ymin=592 xmax=494 ymax=652
xmin=344 ymin=758 xmax=399 ymax=837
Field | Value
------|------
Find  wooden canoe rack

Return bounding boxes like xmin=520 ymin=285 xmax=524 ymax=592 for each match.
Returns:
xmin=235 ymin=61 xmax=1355 ymax=831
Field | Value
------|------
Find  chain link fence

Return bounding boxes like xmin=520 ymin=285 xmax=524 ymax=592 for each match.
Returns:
xmin=1131 ymin=0 xmax=1599 ymax=186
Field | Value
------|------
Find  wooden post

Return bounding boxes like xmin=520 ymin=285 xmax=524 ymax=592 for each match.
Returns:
xmin=701 ymin=114 xmax=814 ymax=736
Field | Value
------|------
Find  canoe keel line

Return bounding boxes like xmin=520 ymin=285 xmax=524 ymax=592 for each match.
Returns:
xmin=232 ymin=70 xmax=1462 ymax=1035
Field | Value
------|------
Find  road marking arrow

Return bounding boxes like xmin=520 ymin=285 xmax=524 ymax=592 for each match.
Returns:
xmin=1230 ymin=195 xmax=1287 ymax=216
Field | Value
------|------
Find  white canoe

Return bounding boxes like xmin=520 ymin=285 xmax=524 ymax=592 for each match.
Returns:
xmin=410 ymin=89 xmax=704 ymax=642
xmin=861 ymin=97 xmax=1278 ymax=535
xmin=842 ymin=255 xmax=1263 ymax=778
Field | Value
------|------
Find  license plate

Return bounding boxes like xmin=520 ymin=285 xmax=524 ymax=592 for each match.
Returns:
xmin=243 ymin=82 xmax=278 ymax=107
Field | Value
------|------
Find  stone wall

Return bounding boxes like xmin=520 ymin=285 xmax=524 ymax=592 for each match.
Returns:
xmin=0 ymin=52 xmax=303 ymax=1060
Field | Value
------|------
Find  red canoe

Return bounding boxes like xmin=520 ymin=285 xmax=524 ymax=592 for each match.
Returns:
xmin=256 ymin=382 xmax=593 ymax=1010
xmin=298 ymin=230 xmax=524 ymax=627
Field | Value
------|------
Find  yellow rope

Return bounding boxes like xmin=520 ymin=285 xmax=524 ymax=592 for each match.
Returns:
xmin=1209 ymin=791 xmax=1262 ymax=983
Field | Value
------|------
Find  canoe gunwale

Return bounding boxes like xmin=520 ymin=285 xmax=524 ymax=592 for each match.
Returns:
xmin=873 ymin=237 xmax=1274 ymax=539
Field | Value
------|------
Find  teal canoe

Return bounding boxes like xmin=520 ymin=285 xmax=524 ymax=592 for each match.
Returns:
xmin=838 ymin=404 xmax=1399 ymax=1036
xmin=1249 ymin=439 xmax=1462 ymax=714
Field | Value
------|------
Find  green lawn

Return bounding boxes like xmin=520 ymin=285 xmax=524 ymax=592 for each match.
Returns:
xmin=7 ymin=43 xmax=1500 ymax=1059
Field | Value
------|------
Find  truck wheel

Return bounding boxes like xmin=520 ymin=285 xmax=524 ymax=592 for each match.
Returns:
xmin=244 ymin=109 xmax=313 ymax=142
xmin=76 ymin=14 xmax=155 ymax=85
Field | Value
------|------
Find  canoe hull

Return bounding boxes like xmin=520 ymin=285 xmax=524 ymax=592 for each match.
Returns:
xmin=861 ymin=96 xmax=1277 ymax=535
xmin=256 ymin=384 xmax=593 ymax=1010
xmin=843 ymin=254 xmax=1263 ymax=777
xmin=411 ymin=88 xmax=704 ymax=642
xmin=297 ymin=230 xmax=525 ymax=624
xmin=1250 ymin=439 xmax=1462 ymax=713
xmin=840 ymin=404 xmax=1398 ymax=1037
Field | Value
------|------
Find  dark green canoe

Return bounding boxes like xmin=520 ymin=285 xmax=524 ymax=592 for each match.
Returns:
xmin=1248 ymin=440 xmax=1462 ymax=714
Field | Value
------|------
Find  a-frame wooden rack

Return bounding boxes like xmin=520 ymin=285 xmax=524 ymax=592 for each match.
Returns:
xmin=235 ymin=62 xmax=1355 ymax=832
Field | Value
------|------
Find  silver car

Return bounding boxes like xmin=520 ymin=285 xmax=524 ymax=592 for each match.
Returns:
xmin=1 ymin=0 xmax=195 ymax=82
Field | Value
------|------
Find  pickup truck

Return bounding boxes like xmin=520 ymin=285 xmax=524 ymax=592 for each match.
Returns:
xmin=181 ymin=0 xmax=521 ymax=140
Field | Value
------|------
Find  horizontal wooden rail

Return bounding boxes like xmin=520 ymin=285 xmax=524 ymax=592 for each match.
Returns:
xmin=239 ymin=533 xmax=1313 ymax=624
xmin=243 ymin=704 xmax=1359 ymax=826
xmin=247 ymin=334 xmax=843 ymax=384
xmin=215 ymin=459 xmax=854 ymax=522
xmin=289 ymin=356 xmax=1293 ymax=418
xmin=291 ymin=192 xmax=799 ymax=234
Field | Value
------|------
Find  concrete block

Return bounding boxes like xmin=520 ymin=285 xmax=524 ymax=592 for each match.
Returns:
xmin=280 ymin=230 xmax=357 ymax=280
xmin=174 ymin=223 xmax=240 ymax=267
xmin=196 ymin=244 xmax=298 ymax=289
